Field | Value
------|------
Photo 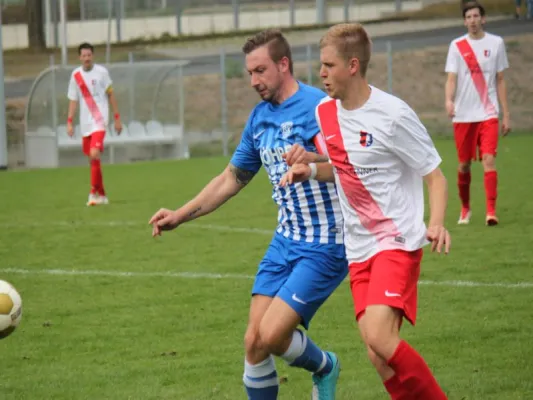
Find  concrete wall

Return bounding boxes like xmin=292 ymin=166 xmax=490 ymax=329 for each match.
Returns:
xmin=1 ymin=1 xmax=423 ymax=50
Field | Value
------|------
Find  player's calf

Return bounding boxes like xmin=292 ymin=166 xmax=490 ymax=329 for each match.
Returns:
xmin=243 ymin=355 xmax=279 ymax=400
xmin=243 ymin=328 xmax=280 ymax=399
xmin=481 ymin=155 xmax=498 ymax=223
xmin=243 ymin=295 xmax=280 ymax=399
xmin=457 ymin=162 xmax=472 ymax=224
xmin=361 ymin=306 xmax=447 ymax=399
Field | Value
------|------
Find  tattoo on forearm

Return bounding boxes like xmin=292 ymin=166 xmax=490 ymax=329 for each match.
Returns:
xmin=315 ymin=154 xmax=329 ymax=163
xmin=188 ymin=206 xmax=201 ymax=218
xmin=229 ymin=164 xmax=255 ymax=186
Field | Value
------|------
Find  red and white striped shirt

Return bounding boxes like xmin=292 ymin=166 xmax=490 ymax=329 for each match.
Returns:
xmin=67 ymin=64 xmax=113 ymax=136
xmin=445 ymin=33 xmax=509 ymax=123
xmin=316 ymin=86 xmax=442 ymax=263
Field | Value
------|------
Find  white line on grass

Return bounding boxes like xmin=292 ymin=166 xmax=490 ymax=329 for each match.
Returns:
xmin=0 ymin=221 xmax=274 ymax=236
xmin=1 ymin=268 xmax=532 ymax=289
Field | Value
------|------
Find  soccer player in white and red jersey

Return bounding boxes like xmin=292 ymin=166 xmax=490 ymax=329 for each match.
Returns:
xmin=67 ymin=42 xmax=123 ymax=206
xmin=281 ymin=22 xmax=451 ymax=399
xmin=445 ymin=1 xmax=510 ymax=226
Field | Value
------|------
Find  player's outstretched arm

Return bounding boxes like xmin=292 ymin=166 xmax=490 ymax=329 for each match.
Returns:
xmin=149 ymin=164 xmax=255 ymax=236
xmin=424 ymin=167 xmax=451 ymax=254
xmin=279 ymin=162 xmax=335 ymax=187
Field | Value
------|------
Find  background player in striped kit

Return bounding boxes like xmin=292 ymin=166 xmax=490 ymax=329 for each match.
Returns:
xmin=67 ymin=42 xmax=123 ymax=206
xmin=148 ymin=29 xmax=347 ymax=400
xmin=445 ymin=1 xmax=510 ymax=226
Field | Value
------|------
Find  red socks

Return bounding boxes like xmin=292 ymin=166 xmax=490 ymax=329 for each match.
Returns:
xmin=385 ymin=340 xmax=447 ymax=400
xmin=484 ymin=171 xmax=497 ymax=216
xmin=384 ymin=374 xmax=410 ymax=400
xmin=457 ymin=171 xmax=471 ymax=210
xmin=90 ymin=159 xmax=105 ymax=196
xmin=459 ymin=170 xmax=498 ymax=216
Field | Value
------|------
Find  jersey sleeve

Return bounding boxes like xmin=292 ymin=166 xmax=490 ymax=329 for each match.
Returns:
xmin=444 ymin=42 xmax=459 ymax=74
xmin=313 ymin=105 xmax=329 ymax=157
xmin=389 ymin=104 xmax=442 ymax=177
xmin=496 ymin=38 xmax=509 ymax=73
xmin=103 ymin=68 xmax=113 ymax=92
xmin=229 ymin=109 xmax=262 ymax=174
xmin=67 ymin=73 xmax=78 ymax=101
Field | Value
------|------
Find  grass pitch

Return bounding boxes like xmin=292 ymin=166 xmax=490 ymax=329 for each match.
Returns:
xmin=0 ymin=135 xmax=532 ymax=399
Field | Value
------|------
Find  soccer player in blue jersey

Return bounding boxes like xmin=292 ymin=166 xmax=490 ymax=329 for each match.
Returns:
xmin=148 ymin=29 xmax=347 ymax=400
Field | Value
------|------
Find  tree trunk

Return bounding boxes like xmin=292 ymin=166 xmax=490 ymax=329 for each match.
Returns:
xmin=26 ymin=0 xmax=46 ymax=50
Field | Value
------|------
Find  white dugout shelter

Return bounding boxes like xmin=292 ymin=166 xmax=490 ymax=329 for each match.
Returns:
xmin=24 ymin=60 xmax=190 ymax=168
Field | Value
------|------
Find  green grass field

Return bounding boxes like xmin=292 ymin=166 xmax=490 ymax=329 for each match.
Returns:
xmin=1 ymin=135 xmax=532 ymax=400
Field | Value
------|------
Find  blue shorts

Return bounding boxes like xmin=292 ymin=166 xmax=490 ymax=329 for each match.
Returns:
xmin=252 ymin=233 xmax=348 ymax=329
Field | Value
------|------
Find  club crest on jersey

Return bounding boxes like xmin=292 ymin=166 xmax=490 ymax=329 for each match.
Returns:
xmin=280 ymin=121 xmax=293 ymax=139
xmin=359 ymin=131 xmax=373 ymax=147
xmin=484 ymin=49 xmax=491 ymax=57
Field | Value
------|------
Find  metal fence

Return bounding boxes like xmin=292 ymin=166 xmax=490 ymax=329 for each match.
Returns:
xmin=1 ymin=0 xmax=407 ymax=24
xmin=1 ymin=0 xmax=419 ymax=51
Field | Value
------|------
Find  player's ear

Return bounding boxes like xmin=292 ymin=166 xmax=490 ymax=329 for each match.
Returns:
xmin=278 ymin=56 xmax=290 ymax=73
xmin=349 ymin=57 xmax=359 ymax=76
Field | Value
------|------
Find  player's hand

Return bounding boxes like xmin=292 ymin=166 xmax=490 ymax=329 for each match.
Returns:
xmin=279 ymin=163 xmax=312 ymax=187
xmin=282 ymin=143 xmax=315 ymax=166
xmin=501 ymin=115 xmax=511 ymax=136
xmin=149 ymin=208 xmax=181 ymax=237
xmin=426 ymin=225 xmax=451 ymax=254
xmin=114 ymin=119 xmax=123 ymax=135
xmin=67 ymin=122 xmax=74 ymax=137
xmin=445 ymin=100 xmax=455 ymax=118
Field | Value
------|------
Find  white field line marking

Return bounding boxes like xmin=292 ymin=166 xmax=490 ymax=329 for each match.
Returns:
xmin=1 ymin=268 xmax=532 ymax=289
xmin=0 ymin=221 xmax=273 ymax=235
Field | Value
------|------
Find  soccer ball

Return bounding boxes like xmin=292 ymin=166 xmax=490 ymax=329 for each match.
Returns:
xmin=0 ymin=280 xmax=22 ymax=339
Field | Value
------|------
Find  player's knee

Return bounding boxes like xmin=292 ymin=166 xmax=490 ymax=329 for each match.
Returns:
xmin=364 ymin=325 xmax=392 ymax=357
xmin=258 ymin=323 xmax=285 ymax=355
xmin=482 ymin=154 xmax=496 ymax=171
xmin=361 ymin=308 xmax=401 ymax=359
xmin=458 ymin=162 xmax=471 ymax=173
xmin=244 ymin=328 xmax=264 ymax=355
xmin=89 ymin=148 xmax=101 ymax=160
xmin=367 ymin=346 xmax=387 ymax=371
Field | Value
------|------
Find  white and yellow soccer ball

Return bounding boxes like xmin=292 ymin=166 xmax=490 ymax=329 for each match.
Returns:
xmin=0 ymin=280 xmax=22 ymax=339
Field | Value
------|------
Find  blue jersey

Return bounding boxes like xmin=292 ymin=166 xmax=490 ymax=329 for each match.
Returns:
xmin=230 ymin=82 xmax=344 ymax=245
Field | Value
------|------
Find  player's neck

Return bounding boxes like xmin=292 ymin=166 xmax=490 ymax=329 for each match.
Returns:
xmin=273 ymin=77 xmax=299 ymax=105
xmin=339 ymin=78 xmax=371 ymax=111
xmin=468 ymin=30 xmax=485 ymax=40
xmin=82 ymin=64 xmax=94 ymax=72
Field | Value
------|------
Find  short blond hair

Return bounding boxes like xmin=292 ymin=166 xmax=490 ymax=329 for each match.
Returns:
xmin=319 ymin=23 xmax=372 ymax=77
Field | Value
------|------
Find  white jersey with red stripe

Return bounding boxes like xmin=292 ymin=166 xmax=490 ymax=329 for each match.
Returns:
xmin=445 ymin=32 xmax=509 ymax=123
xmin=316 ymin=86 xmax=442 ymax=263
xmin=67 ymin=64 xmax=112 ymax=137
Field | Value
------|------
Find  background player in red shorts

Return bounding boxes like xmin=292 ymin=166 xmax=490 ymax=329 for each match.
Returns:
xmin=281 ymin=22 xmax=451 ymax=399
xmin=445 ymin=1 xmax=510 ymax=226
xmin=67 ymin=42 xmax=123 ymax=206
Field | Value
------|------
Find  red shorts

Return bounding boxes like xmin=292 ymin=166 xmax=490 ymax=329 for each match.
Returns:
xmin=349 ymin=249 xmax=422 ymax=326
xmin=453 ymin=118 xmax=498 ymax=163
xmin=82 ymin=131 xmax=105 ymax=156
